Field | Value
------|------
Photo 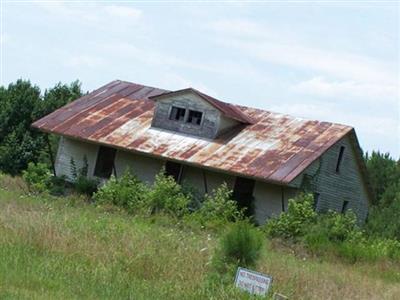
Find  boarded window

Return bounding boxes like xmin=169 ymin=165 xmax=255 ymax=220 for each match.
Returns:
xmin=94 ymin=146 xmax=116 ymax=178
xmin=336 ymin=146 xmax=345 ymax=172
xmin=165 ymin=161 xmax=183 ymax=182
xmin=186 ymin=110 xmax=203 ymax=125
xmin=313 ymin=192 xmax=320 ymax=211
xmin=169 ymin=106 xmax=186 ymax=121
xmin=233 ymin=177 xmax=255 ymax=216
xmin=341 ymin=200 xmax=349 ymax=213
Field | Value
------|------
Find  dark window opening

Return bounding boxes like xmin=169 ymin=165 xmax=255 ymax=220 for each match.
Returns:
xmin=186 ymin=110 xmax=203 ymax=125
xmin=169 ymin=106 xmax=186 ymax=121
xmin=336 ymin=146 xmax=345 ymax=172
xmin=233 ymin=177 xmax=255 ymax=217
xmin=165 ymin=161 xmax=183 ymax=182
xmin=94 ymin=146 xmax=116 ymax=178
xmin=341 ymin=200 xmax=349 ymax=213
xmin=313 ymin=193 xmax=320 ymax=211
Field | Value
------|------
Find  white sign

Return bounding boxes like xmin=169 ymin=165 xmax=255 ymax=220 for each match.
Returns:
xmin=234 ymin=267 xmax=272 ymax=296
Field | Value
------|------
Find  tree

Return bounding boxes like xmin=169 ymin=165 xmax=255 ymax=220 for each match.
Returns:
xmin=365 ymin=151 xmax=400 ymax=206
xmin=0 ymin=79 xmax=83 ymax=175
xmin=0 ymin=80 xmax=41 ymax=142
xmin=34 ymin=80 xmax=82 ymax=119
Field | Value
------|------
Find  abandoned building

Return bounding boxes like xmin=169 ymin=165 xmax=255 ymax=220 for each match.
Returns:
xmin=32 ymin=80 xmax=372 ymax=223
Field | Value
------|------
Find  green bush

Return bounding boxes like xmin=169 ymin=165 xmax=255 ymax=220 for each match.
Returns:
xmin=70 ymin=156 xmax=98 ymax=196
xmin=181 ymin=182 xmax=203 ymax=211
xmin=214 ymin=221 xmax=263 ymax=270
xmin=262 ymin=193 xmax=400 ymax=263
xmin=310 ymin=210 xmax=359 ymax=243
xmin=143 ymin=171 xmax=190 ymax=217
xmin=264 ymin=193 xmax=317 ymax=239
xmin=303 ymin=210 xmax=363 ymax=256
xmin=48 ymin=175 xmax=68 ymax=196
xmin=195 ymin=183 xmax=243 ymax=226
xmin=365 ymin=151 xmax=399 ymax=206
xmin=336 ymin=237 xmax=400 ymax=263
xmin=93 ymin=170 xmax=148 ymax=212
xmin=22 ymin=162 xmax=52 ymax=193
xmin=74 ymin=176 xmax=99 ymax=196
xmin=366 ymin=190 xmax=400 ymax=240
xmin=303 ymin=211 xmax=400 ymax=263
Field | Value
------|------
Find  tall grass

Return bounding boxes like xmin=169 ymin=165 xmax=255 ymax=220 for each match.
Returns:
xmin=0 ymin=175 xmax=400 ymax=299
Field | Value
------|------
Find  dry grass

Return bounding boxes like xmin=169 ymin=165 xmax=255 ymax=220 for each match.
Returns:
xmin=0 ymin=174 xmax=399 ymax=299
xmin=258 ymin=247 xmax=400 ymax=299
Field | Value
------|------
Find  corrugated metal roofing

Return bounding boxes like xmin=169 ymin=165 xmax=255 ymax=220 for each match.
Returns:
xmin=32 ymin=80 xmax=354 ymax=184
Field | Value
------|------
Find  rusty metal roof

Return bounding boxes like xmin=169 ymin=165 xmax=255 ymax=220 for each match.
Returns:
xmin=32 ymin=80 xmax=354 ymax=185
xmin=150 ymin=88 xmax=255 ymax=124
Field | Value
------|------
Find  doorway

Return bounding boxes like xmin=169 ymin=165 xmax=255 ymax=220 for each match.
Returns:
xmin=165 ymin=161 xmax=183 ymax=183
xmin=233 ymin=177 xmax=255 ymax=217
xmin=94 ymin=146 xmax=116 ymax=178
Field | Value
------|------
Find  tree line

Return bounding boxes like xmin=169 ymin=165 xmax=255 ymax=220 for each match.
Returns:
xmin=0 ymin=79 xmax=82 ymax=175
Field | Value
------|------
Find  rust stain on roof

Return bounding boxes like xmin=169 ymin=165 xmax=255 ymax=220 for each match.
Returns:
xmin=32 ymin=80 xmax=353 ymax=184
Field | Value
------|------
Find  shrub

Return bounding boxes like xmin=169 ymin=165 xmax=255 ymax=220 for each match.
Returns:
xmin=327 ymin=211 xmax=359 ymax=242
xmin=303 ymin=210 xmax=363 ymax=256
xmin=264 ymin=193 xmax=317 ymax=239
xmin=93 ymin=170 xmax=148 ymax=212
xmin=214 ymin=221 xmax=263 ymax=270
xmin=74 ymin=176 xmax=99 ymax=196
xmin=195 ymin=183 xmax=243 ymax=225
xmin=335 ymin=237 xmax=400 ymax=263
xmin=317 ymin=210 xmax=359 ymax=242
xmin=366 ymin=191 xmax=400 ymax=240
xmin=181 ymin=182 xmax=203 ymax=212
xmin=365 ymin=151 xmax=399 ymax=205
xmin=48 ymin=175 xmax=68 ymax=196
xmin=301 ymin=209 xmax=400 ymax=263
xmin=22 ymin=162 xmax=52 ymax=193
xmin=143 ymin=171 xmax=190 ymax=217
xmin=70 ymin=156 xmax=99 ymax=196
xmin=263 ymin=193 xmax=400 ymax=263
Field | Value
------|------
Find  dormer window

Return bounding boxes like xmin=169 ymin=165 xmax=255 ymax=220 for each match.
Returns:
xmin=169 ymin=106 xmax=186 ymax=121
xmin=187 ymin=110 xmax=203 ymax=125
xmin=151 ymin=88 xmax=251 ymax=139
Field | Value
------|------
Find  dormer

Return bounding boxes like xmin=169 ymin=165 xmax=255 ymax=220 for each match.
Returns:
xmin=150 ymin=88 xmax=253 ymax=139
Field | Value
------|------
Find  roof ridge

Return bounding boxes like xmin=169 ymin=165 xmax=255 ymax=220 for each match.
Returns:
xmin=135 ymin=81 xmax=351 ymax=129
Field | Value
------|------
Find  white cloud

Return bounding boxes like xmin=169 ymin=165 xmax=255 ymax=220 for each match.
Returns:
xmin=0 ymin=33 xmax=8 ymax=45
xmin=209 ymin=19 xmax=397 ymax=85
xmin=292 ymin=77 xmax=399 ymax=104
xmin=157 ymin=73 xmax=219 ymax=96
xmin=37 ymin=2 xmax=142 ymax=25
xmin=210 ymin=19 xmax=280 ymax=40
xmin=37 ymin=2 xmax=100 ymax=23
xmin=65 ymin=55 xmax=106 ymax=68
xmin=102 ymin=42 xmax=270 ymax=84
xmin=222 ymin=39 xmax=395 ymax=84
xmin=103 ymin=5 xmax=142 ymax=19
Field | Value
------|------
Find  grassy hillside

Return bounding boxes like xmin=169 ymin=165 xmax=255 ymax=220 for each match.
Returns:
xmin=0 ymin=177 xmax=399 ymax=299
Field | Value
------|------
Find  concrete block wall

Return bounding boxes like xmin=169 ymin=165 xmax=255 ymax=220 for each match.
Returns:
xmin=55 ymin=137 xmax=98 ymax=181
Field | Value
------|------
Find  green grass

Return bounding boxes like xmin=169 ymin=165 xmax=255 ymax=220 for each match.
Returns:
xmin=0 ymin=177 xmax=399 ymax=299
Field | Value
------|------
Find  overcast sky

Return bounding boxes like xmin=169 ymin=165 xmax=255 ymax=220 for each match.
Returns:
xmin=1 ymin=1 xmax=399 ymax=157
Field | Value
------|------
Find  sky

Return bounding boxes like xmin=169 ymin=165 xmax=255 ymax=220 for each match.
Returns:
xmin=1 ymin=0 xmax=399 ymax=157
